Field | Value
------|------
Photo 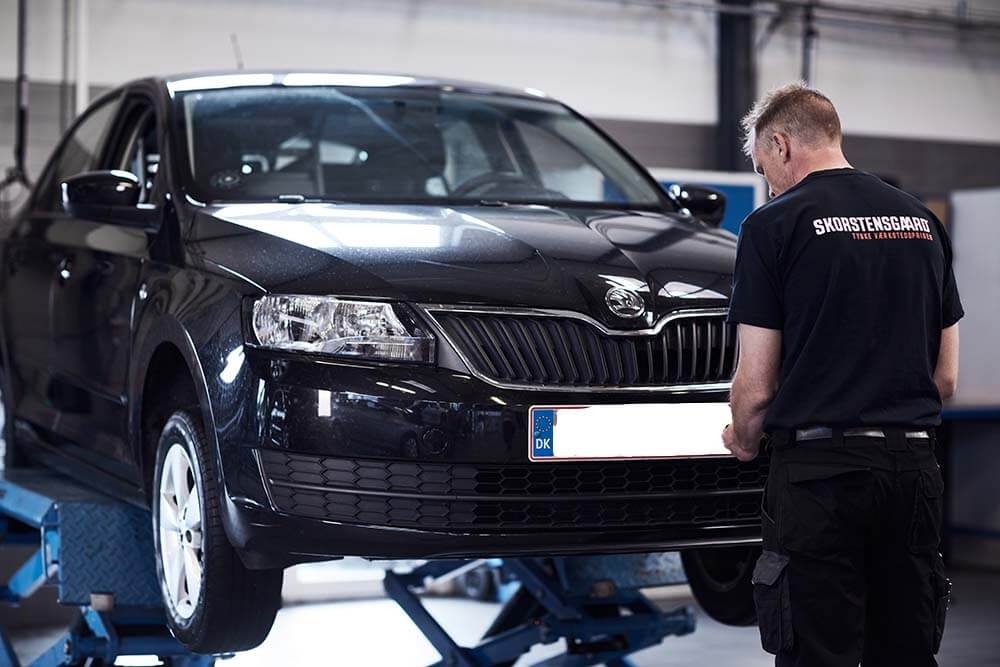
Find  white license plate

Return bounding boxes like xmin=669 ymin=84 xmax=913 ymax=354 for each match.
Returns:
xmin=528 ymin=403 xmax=732 ymax=462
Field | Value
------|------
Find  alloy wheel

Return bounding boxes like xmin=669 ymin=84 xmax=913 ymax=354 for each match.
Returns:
xmin=158 ymin=442 xmax=204 ymax=620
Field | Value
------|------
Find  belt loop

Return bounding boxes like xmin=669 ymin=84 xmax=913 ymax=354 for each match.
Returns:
xmin=832 ymin=428 xmax=844 ymax=448
xmin=886 ymin=427 xmax=907 ymax=451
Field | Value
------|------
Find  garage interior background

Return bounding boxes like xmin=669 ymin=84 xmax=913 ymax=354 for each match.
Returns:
xmin=3 ymin=0 xmax=1000 ymax=195
xmin=1 ymin=1 xmax=998 ymax=665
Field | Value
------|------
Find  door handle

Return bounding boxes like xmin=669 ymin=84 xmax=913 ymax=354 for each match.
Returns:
xmin=57 ymin=257 xmax=73 ymax=283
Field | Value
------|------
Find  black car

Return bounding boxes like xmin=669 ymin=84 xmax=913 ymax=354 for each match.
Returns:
xmin=0 ymin=71 xmax=765 ymax=652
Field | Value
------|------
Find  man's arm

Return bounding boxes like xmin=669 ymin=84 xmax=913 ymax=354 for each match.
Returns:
xmin=934 ymin=323 xmax=960 ymax=401
xmin=723 ymin=324 xmax=782 ymax=461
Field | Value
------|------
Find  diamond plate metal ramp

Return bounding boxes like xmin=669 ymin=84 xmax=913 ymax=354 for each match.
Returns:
xmin=0 ymin=467 xmax=213 ymax=666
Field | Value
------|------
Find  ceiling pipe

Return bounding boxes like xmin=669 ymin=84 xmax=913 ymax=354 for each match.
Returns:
xmin=801 ymin=2 xmax=818 ymax=83
xmin=788 ymin=0 xmax=999 ymax=31
xmin=75 ymin=0 xmax=89 ymax=115
xmin=596 ymin=0 xmax=1000 ymax=39
xmin=61 ymin=0 xmax=71 ymax=133
xmin=2 ymin=0 xmax=31 ymax=193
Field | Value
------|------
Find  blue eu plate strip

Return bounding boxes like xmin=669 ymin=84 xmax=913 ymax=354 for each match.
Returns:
xmin=531 ymin=409 xmax=555 ymax=458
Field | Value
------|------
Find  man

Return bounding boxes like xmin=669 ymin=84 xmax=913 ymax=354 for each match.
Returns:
xmin=721 ymin=83 xmax=962 ymax=667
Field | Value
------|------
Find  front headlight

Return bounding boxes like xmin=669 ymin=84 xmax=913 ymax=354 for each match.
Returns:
xmin=250 ymin=296 xmax=436 ymax=363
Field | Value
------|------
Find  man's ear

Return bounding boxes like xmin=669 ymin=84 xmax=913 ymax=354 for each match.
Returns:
xmin=772 ymin=132 xmax=792 ymax=163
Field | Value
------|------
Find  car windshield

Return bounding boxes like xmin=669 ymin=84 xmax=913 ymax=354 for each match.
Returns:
xmin=174 ymin=85 xmax=667 ymax=208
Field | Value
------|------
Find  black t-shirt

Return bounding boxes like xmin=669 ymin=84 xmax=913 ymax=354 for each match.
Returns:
xmin=727 ymin=168 xmax=963 ymax=430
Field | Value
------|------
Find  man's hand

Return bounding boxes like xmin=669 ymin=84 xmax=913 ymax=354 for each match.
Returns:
xmin=722 ymin=423 xmax=759 ymax=461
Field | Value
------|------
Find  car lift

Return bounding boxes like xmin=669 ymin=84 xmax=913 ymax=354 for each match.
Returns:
xmin=1 ymin=467 xmax=696 ymax=667
xmin=386 ymin=554 xmax=695 ymax=666
xmin=0 ymin=468 xmax=213 ymax=666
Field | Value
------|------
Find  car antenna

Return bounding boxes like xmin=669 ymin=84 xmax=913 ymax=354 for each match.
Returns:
xmin=0 ymin=0 xmax=32 ymax=222
xmin=230 ymin=33 xmax=245 ymax=70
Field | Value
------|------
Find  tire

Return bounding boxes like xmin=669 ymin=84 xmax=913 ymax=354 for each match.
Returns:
xmin=152 ymin=410 xmax=282 ymax=653
xmin=457 ymin=566 xmax=497 ymax=601
xmin=681 ymin=546 xmax=759 ymax=626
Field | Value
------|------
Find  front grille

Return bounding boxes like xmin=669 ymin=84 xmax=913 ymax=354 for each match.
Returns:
xmin=259 ymin=450 xmax=767 ymax=532
xmin=430 ymin=310 xmax=737 ymax=388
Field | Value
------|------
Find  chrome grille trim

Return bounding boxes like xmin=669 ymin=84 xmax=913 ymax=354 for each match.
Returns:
xmin=419 ymin=304 xmax=736 ymax=393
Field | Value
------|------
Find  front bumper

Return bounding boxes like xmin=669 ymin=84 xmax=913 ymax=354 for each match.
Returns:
xmin=219 ymin=351 xmax=765 ymax=567
xmin=225 ymin=494 xmax=763 ymax=567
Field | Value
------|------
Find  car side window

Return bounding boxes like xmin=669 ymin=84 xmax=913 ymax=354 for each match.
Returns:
xmin=33 ymin=94 xmax=123 ymax=212
xmin=111 ymin=106 xmax=161 ymax=205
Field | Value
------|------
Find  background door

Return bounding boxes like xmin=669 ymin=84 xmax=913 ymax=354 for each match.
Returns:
xmin=2 ymin=94 xmax=122 ymax=448
xmin=47 ymin=96 xmax=160 ymax=477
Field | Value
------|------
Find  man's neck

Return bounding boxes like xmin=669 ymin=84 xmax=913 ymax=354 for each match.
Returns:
xmin=792 ymin=149 xmax=853 ymax=186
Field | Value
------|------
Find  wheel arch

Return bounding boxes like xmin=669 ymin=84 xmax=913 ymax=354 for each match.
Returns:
xmin=130 ymin=319 xmax=220 ymax=502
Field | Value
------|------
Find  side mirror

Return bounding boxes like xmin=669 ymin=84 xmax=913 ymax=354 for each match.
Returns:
xmin=62 ymin=170 xmax=142 ymax=213
xmin=668 ymin=184 xmax=726 ymax=227
xmin=61 ymin=170 xmax=141 ymax=220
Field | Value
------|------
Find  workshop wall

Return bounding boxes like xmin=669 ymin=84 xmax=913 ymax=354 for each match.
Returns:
xmin=1 ymin=0 xmax=999 ymax=195
xmin=759 ymin=6 xmax=1000 ymax=145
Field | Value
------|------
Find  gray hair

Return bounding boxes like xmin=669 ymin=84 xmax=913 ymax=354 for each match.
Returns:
xmin=741 ymin=82 xmax=842 ymax=157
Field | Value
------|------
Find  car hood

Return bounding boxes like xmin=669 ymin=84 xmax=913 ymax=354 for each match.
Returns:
xmin=187 ymin=202 xmax=736 ymax=329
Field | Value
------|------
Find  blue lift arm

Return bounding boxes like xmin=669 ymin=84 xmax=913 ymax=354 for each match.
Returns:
xmin=384 ymin=553 xmax=696 ymax=667
xmin=0 ymin=468 xmax=214 ymax=667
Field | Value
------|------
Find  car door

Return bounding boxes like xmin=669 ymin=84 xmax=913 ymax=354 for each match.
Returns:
xmin=46 ymin=93 xmax=161 ymax=476
xmin=2 ymin=93 xmax=123 ymax=446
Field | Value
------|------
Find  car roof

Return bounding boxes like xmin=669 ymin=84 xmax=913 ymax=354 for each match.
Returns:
xmin=138 ymin=70 xmax=554 ymax=102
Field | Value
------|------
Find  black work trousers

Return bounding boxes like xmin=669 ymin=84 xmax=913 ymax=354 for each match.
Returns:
xmin=752 ymin=433 xmax=950 ymax=667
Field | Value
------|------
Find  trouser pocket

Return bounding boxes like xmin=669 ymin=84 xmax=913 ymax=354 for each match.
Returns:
xmin=752 ymin=550 xmax=793 ymax=654
xmin=931 ymin=555 xmax=951 ymax=654
xmin=910 ymin=467 xmax=945 ymax=554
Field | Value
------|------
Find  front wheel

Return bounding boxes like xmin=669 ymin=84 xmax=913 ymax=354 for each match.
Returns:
xmin=153 ymin=411 xmax=282 ymax=653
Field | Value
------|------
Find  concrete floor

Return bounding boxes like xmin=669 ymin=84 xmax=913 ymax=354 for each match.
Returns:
xmin=230 ymin=569 xmax=1000 ymax=667
xmin=7 ymin=569 xmax=999 ymax=665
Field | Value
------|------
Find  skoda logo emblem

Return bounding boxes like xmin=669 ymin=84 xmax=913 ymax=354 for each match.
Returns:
xmin=605 ymin=287 xmax=645 ymax=319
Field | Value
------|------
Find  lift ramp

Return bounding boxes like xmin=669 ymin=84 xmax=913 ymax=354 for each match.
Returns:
xmin=385 ymin=554 xmax=696 ymax=667
xmin=0 ymin=468 xmax=213 ymax=666
xmin=2 ymin=467 xmax=697 ymax=666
